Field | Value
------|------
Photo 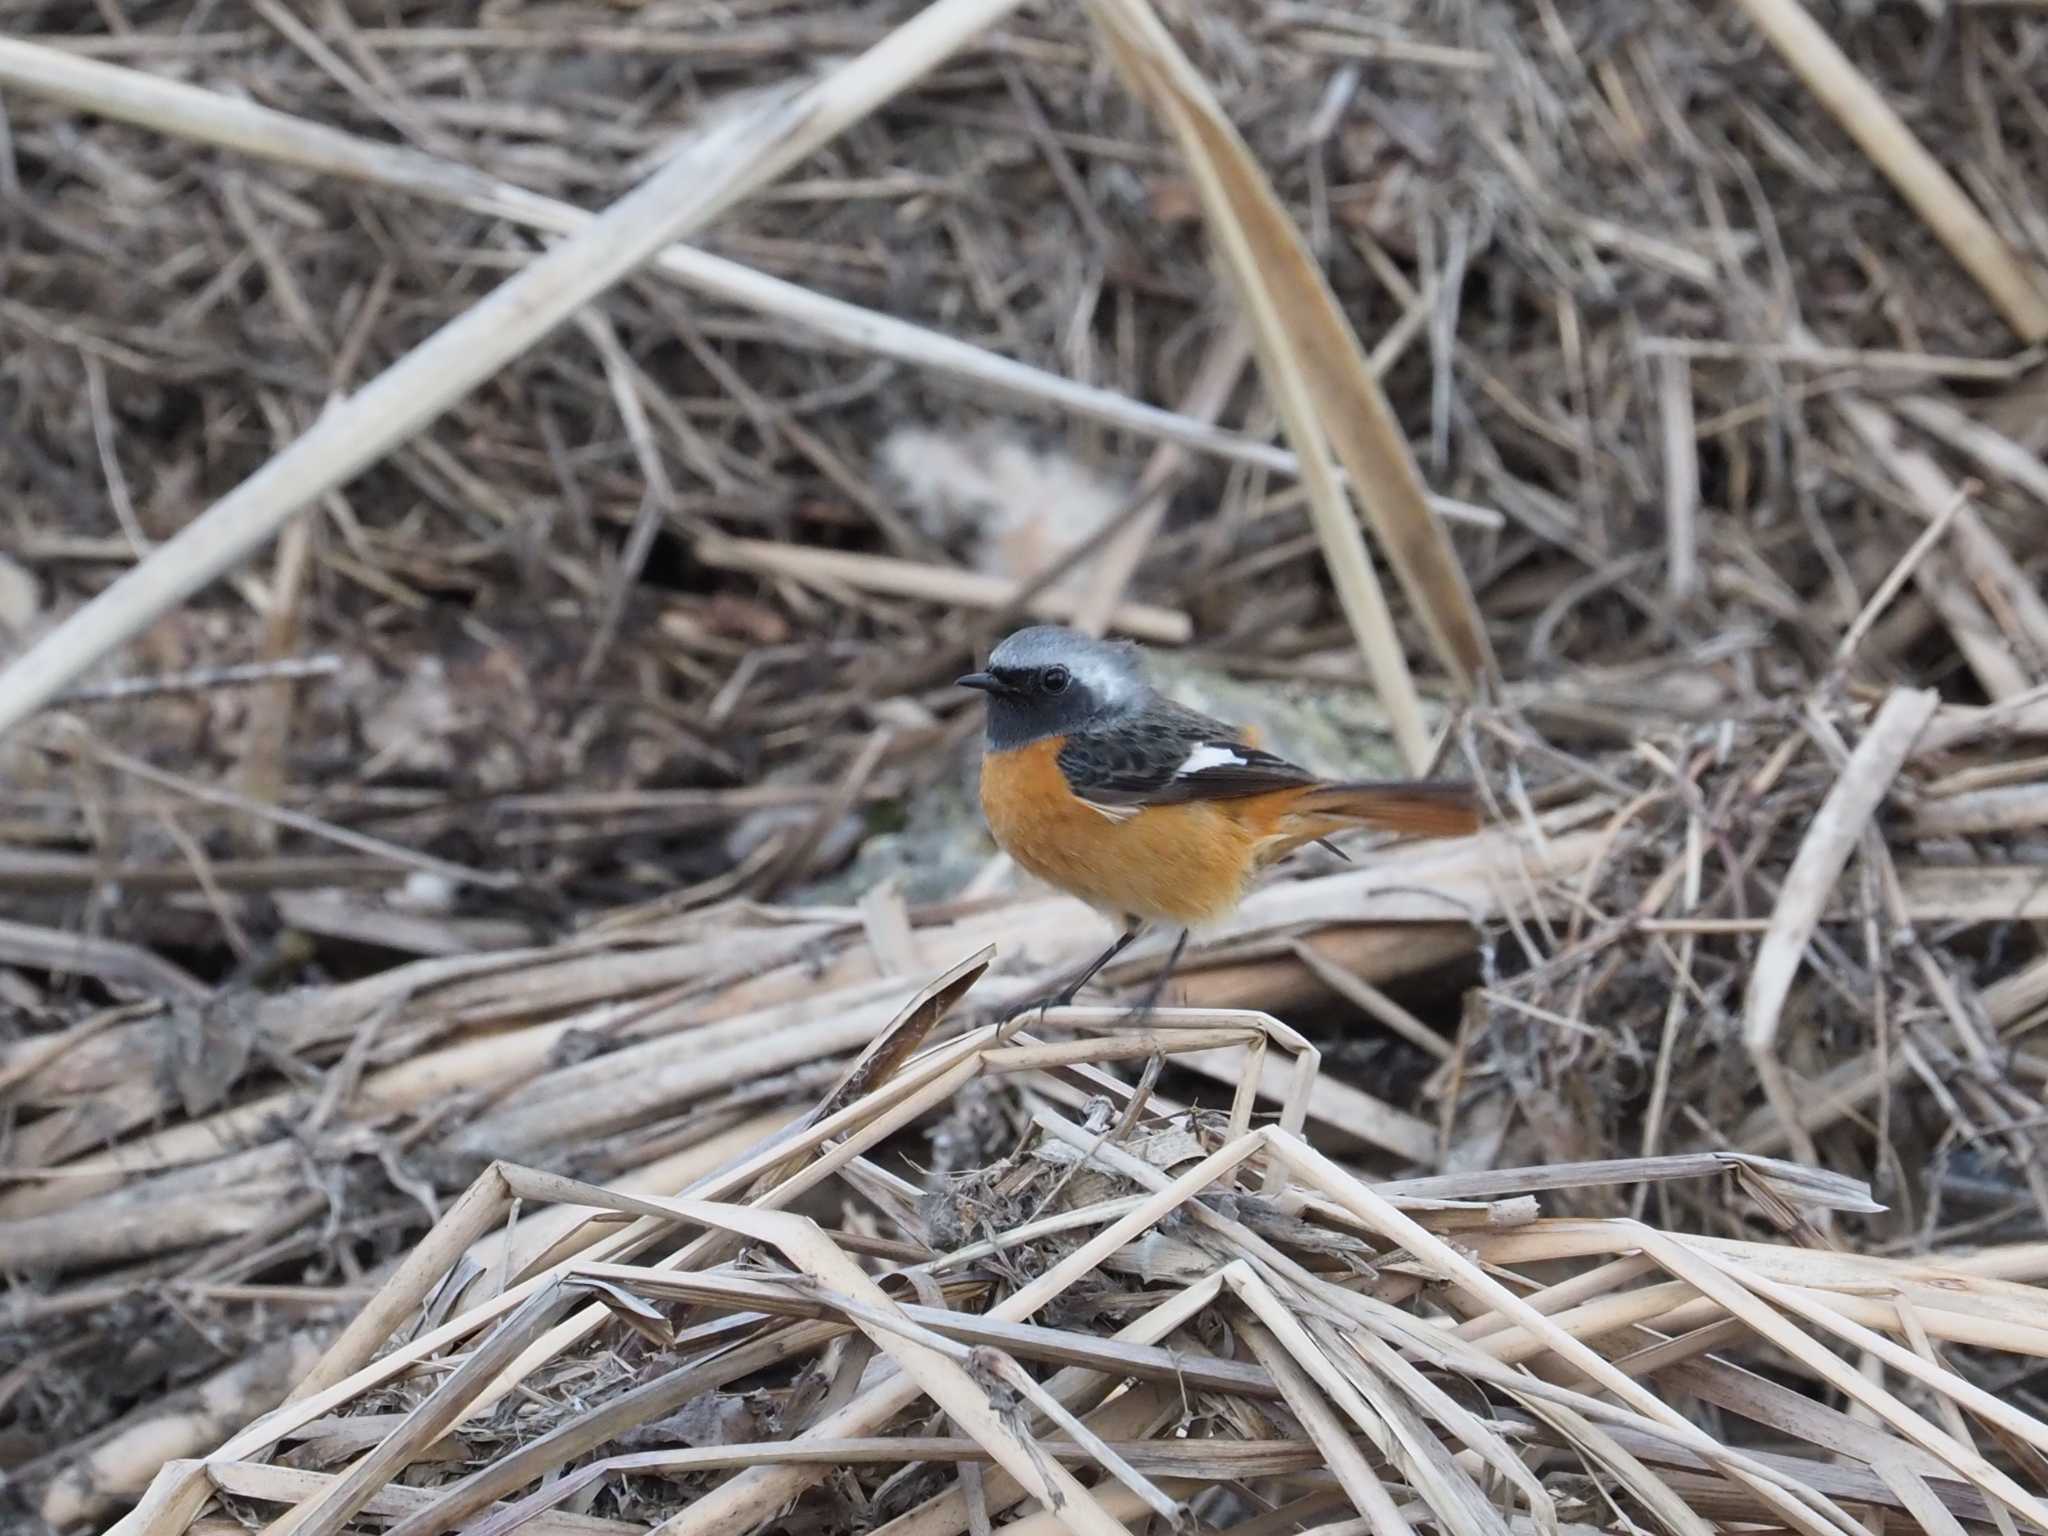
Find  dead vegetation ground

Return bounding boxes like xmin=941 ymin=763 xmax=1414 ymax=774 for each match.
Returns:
xmin=3 ymin=1 xmax=2048 ymax=1532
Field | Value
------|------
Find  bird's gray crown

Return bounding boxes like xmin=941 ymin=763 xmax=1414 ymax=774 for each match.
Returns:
xmin=987 ymin=625 xmax=1146 ymax=709
xmin=964 ymin=625 xmax=1153 ymax=750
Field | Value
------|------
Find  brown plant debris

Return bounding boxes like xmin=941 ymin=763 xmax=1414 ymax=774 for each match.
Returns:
xmin=4 ymin=0 xmax=2048 ymax=1530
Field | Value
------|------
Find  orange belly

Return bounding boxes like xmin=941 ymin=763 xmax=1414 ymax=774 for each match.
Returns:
xmin=979 ymin=737 xmax=1301 ymax=926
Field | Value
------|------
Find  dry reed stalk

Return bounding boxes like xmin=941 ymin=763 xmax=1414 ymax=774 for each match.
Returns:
xmin=1742 ymin=687 xmax=1937 ymax=1162
xmin=640 ymin=1139 xmax=1273 ymax=1536
xmin=211 ymin=1462 xmax=640 ymax=1536
xmin=1236 ymin=1311 xmax=1414 ymax=1536
xmin=0 ymin=920 xmax=872 ymax=1198
xmin=224 ymin=1003 xmax=1318 ymax=1536
xmin=445 ymin=826 xmax=1576 ymax=1160
xmin=0 ymin=916 xmax=208 ymax=1002
xmin=17 ymin=8 xmax=2048 ymax=1533
xmin=1834 ymin=486 xmax=1970 ymax=671
xmin=448 ymin=1111 xmax=798 ymax=1305
xmin=1048 ymin=1113 xmax=1866 ymax=1532
xmin=1658 ymin=354 xmax=1699 ymax=602
xmin=0 ymin=0 xmax=1034 ymax=736
xmin=843 ymin=1290 xmax=1222 ymax=1536
xmin=38 ymin=1335 xmax=330 ymax=1531
xmin=0 ymin=37 xmax=1503 ymax=531
xmin=283 ymin=1164 xmax=516 ymax=1406
xmin=1835 ymin=394 xmax=2048 ymax=687
xmin=75 ymin=733 xmax=516 ymax=890
xmin=537 ymin=1267 xmax=1272 ymax=1395
xmin=1259 ymin=1132 xmax=1869 ymax=1533
xmin=323 ymin=1185 xmax=1149 ymax=1536
xmin=1726 ymin=0 xmax=2048 ymax=341
xmin=188 ymin=1045 xmax=997 ymax=1456
xmin=1908 ymin=785 xmax=2048 ymax=836
xmin=1916 ymin=691 xmax=2048 ymax=754
xmin=693 ymin=534 xmax=1192 ymax=642
xmin=1897 ymin=394 xmax=2048 ymax=510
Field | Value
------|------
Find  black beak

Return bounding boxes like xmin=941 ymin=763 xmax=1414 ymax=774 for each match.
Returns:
xmin=956 ymin=671 xmax=1004 ymax=694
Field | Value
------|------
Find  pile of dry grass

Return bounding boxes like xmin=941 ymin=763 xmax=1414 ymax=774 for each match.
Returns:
xmin=4 ymin=0 xmax=2048 ymax=1530
xmin=78 ymin=957 xmax=2048 ymax=1536
xmin=8 ymin=675 xmax=2048 ymax=1532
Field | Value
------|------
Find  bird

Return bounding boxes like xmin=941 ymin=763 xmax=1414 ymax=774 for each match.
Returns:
xmin=957 ymin=624 xmax=1482 ymax=1012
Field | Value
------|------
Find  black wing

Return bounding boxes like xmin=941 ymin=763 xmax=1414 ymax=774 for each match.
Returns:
xmin=1056 ymin=700 xmax=1319 ymax=810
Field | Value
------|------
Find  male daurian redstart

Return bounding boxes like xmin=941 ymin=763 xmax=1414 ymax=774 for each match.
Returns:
xmin=959 ymin=625 xmax=1480 ymax=1005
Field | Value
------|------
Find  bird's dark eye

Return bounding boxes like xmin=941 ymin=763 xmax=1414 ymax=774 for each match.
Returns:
xmin=1042 ymin=665 xmax=1071 ymax=694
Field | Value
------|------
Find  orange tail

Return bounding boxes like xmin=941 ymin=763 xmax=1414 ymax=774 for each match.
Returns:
xmin=1289 ymin=780 xmax=1482 ymax=839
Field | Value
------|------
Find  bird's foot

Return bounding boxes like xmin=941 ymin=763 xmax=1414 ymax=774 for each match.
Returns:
xmin=998 ymin=926 xmax=1141 ymax=1029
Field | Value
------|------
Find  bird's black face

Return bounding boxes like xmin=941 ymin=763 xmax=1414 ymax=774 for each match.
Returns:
xmin=959 ymin=625 xmax=1148 ymax=750
xmin=957 ymin=659 xmax=1106 ymax=750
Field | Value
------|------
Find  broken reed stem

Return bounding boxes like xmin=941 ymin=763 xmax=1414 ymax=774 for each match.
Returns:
xmin=1743 ymin=687 xmax=1939 ymax=1162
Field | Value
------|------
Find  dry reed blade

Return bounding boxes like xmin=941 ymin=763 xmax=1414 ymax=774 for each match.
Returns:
xmin=1087 ymin=1 xmax=1498 ymax=696
xmin=1082 ymin=0 xmax=1494 ymax=770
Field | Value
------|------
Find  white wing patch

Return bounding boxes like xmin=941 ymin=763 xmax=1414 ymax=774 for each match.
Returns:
xmin=1175 ymin=744 xmax=1248 ymax=778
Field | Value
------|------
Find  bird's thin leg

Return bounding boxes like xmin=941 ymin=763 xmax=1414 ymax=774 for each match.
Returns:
xmin=1006 ymin=923 xmax=1141 ymax=1023
xmin=1123 ymin=927 xmax=1190 ymax=1024
xmin=1055 ymin=924 xmax=1141 ymax=1006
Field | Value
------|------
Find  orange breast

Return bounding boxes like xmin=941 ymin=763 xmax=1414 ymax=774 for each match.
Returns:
xmin=978 ymin=738 xmax=1304 ymax=927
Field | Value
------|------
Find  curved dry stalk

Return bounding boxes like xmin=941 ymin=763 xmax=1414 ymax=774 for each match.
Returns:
xmin=1083 ymin=0 xmax=1497 ymax=771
